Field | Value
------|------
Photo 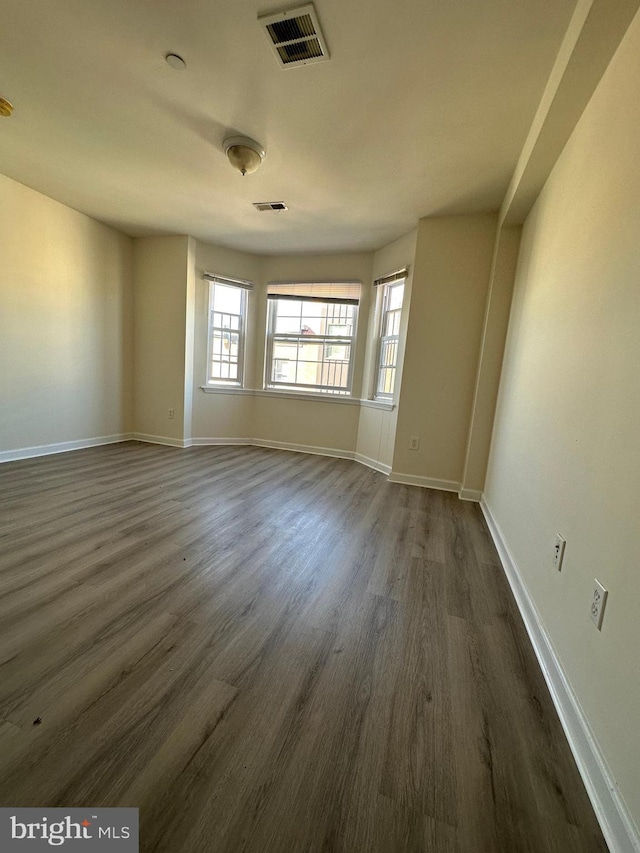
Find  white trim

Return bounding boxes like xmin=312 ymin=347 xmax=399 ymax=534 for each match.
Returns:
xmin=190 ymin=437 xmax=252 ymax=446
xmin=255 ymin=389 xmax=361 ymax=406
xmin=200 ymin=385 xmax=392 ymax=410
xmin=459 ymin=488 xmax=483 ymax=502
xmin=389 ymin=472 xmax=460 ymax=492
xmin=251 ymin=438 xmax=354 ymax=461
xmin=131 ymin=433 xmax=192 ymax=449
xmin=200 ymin=385 xmax=254 ymax=396
xmin=480 ymin=498 xmax=640 ymax=853
xmin=354 ymin=453 xmax=392 ymax=476
xmin=0 ymin=433 xmax=134 ymax=464
xmin=360 ymin=399 xmax=395 ymax=412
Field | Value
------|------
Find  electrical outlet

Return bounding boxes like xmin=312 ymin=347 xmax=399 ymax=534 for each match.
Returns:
xmin=553 ymin=534 xmax=566 ymax=571
xmin=590 ymin=579 xmax=608 ymax=630
xmin=168 ymin=408 xmax=175 ymax=420
xmin=409 ymin=435 xmax=420 ymax=451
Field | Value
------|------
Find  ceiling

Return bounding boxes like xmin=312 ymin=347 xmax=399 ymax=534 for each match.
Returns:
xmin=0 ymin=0 xmax=577 ymax=254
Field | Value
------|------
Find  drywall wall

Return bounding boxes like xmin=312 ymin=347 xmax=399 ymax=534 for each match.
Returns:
xmin=356 ymin=230 xmax=417 ymax=470
xmin=392 ymin=214 xmax=497 ymax=485
xmin=461 ymin=225 xmax=522 ymax=497
xmin=484 ymin=7 xmax=640 ymax=836
xmin=0 ymin=175 xmax=133 ymax=456
xmin=191 ymin=240 xmax=262 ymax=440
xmin=132 ymin=235 xmax=193 ymax=443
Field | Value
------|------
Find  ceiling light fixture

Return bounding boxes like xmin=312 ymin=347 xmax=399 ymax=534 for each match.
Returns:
xmin=223 ymin=136 xmax=266 ymax=176
xmin=165 ymin=53 xmax=186 ymax=70
xmin=0 ymin=97 xmax=14 ymax=117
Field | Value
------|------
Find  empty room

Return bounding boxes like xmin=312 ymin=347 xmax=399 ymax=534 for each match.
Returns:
xmin=0 ymin=0 xmax=638 ymax=851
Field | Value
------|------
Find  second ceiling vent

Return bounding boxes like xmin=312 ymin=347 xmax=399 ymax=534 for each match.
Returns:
xmin=259 ymin=4 xmax=329 ymax=68
xmin=253 ymin=201 xmax=288 ymax=212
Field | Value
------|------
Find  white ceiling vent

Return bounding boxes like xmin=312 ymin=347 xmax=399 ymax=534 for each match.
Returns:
xmin=253 ymin=201 xmax=288 ymax=211
xmin=259 ymin=4 xmax=329 ymax=68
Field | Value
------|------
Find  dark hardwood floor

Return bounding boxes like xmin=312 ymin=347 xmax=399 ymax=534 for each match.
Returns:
xmin=0 ymin=442 xmax=608 ymax=852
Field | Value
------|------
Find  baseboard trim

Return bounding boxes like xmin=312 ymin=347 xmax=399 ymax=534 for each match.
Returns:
xmin=190 ymin=437 xmax=252 ymax=446
xmin=480 ymin=498 xmax=640 ymax=853
xmin=131 ymin=433 xmax=192 ymax=449
xmin=0 ymin=433 xmax=135 ymax=464
xmin=354 ymin=453 xmax=392 ymax=476
xmin=251 ymin=438 xmax=355 ymax=461
xmin=388 ymin=471 xmax=460 ymax=492
xmin=459 ymin=487 xmax=483 ymax=502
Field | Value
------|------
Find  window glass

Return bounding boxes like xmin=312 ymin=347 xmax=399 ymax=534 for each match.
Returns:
xmin=208 ymin=281 xmax=247 ymax=385
xmin=375 ymin=280 xmax=405 ymax=398
xmin=265 ymin=296 xmax=357 ymax=395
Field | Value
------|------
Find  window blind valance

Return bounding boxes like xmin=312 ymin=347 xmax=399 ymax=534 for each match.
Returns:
xmin=373 ymin=268 xmax=408 ymax=287
xmin=267 ymin=281 xmax=361 ymax=304
xmin=203 ymin=272 xmax=254 ymax=291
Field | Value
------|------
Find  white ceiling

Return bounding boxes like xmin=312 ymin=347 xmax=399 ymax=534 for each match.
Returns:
xmin=0 ymin=0 xmax=576 ymax=254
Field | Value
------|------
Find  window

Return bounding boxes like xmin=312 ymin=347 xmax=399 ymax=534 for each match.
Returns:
xmin=265 ymin=281 xmax=361 ymax=395
xmin=374 ymin=271 xmax=406 ymax=399
xmin=205 ymin=274 xmax=252 ymax=385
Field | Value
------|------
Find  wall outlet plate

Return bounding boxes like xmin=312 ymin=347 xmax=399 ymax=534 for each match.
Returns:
xmin=409 ymin=435 xmax=420 ymax=451
xmin=590 ymin=579 xmax=608 ymax=630
xmin=553 ymin=534 xmax=566 ymax=571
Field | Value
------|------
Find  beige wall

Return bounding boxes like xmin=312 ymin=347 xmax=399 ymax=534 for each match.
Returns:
xmin=461 ymin=225 xmax=521 ymax=496
xmin=484 ymin=9 xmax=640 ymax=831
xmin=356 ymin=230 xmax=417 ymax=470
xmin=0 ymin=175 xmax=133 ymax=455
xmin=393 ymin=214 xmax=497 ymax=484
xmin=132 ymin=235 xmax=193 ymax=442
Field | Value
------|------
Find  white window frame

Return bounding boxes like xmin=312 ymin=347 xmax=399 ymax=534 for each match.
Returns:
xmin=374 ymin=272 xmax=406 ymax=400
xmin=264 ymin=283 xmax=361 ymax=397
xmin=205 ymin=274 xmax=251 ymax=387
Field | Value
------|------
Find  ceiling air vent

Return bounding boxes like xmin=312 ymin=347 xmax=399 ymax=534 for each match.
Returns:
xmin=259 ymin=4 xmax=329 ymax=68
xmin=253 ymin=201 xmax=288 ymax=212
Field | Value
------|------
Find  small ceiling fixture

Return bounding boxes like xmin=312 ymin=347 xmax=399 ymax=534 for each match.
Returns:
xmin=0 ymin=97 xmax=14 ymax=117
xmin=223 ymin=136 xmax=266 ymax=176
xmin=253 ymin=201 xmax=288 ymax=212
xmin=165 ymin=53 xmax=186 ymax=70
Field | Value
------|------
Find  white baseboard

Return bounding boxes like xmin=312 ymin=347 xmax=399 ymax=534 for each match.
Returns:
xmin=0 ymin=433 xmax=135 ymax=464
xmin=131 ymin=433 xmax=192 ymax=449
xmin=190 ymin=437 xmax=252 ymax=446
xmin=251 ymin=437 xmax=354 ymax=461
xmin=480 ymin=498 xmax=640 ymax=853
xmin=459 ymin=487 xmax=483 ymax=502
xmin=389 ymin=471 xmax=460 ymax=492
xmin=354 ymin=452 xmax=392 ymax=476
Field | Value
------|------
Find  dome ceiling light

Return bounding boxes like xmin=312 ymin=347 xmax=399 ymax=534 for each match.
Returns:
xmin=0 ymin=97 xmax=14 ymax=117
xmin=223 ymin=136 xmax=266 ymax=176
xmin=165 ymin=53 xmax=186 ymax=70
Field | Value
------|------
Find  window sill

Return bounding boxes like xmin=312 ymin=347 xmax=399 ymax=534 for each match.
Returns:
xmin=360 ymin=399 xmax=395 ymax=412
xmin=200 ymin=385 xmax=253 ymax=396
xmin=256 ymin=389 xmax=360 ymax=406
xmin=199 ymin=386 xmax=394 ymax=410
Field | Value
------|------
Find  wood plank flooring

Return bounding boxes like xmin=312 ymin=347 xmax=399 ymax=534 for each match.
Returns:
xmin=0 ymin=442 xmax=608 ymax=852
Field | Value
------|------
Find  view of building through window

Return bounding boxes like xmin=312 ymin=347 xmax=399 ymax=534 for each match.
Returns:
xmin=376 ymin=280 xmax=404 ymax=397
xmin=266 ymin=297 xmax=356 ymax=395
xmin=208 ymin=281 xmax=246 ymax=383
